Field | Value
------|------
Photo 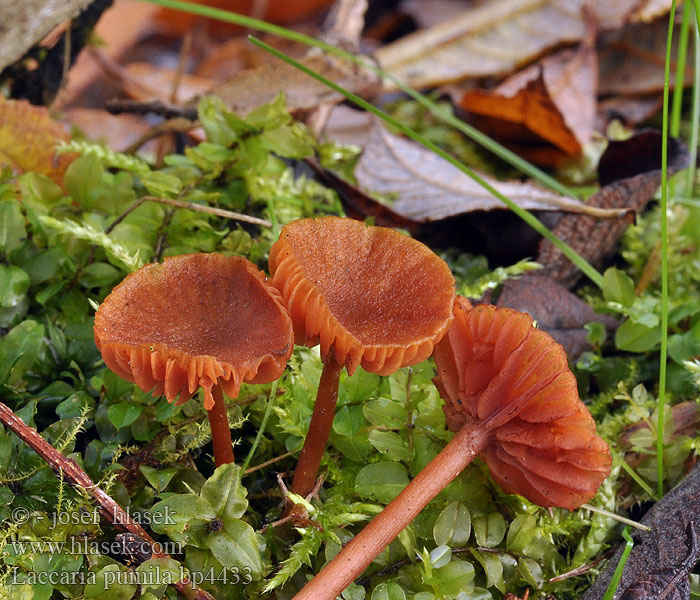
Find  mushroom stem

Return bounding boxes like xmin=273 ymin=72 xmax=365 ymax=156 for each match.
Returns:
xmin=208 ymin=384 xmax=235 ymax=466
xmin=290 ymin=353 xmax=344 ymax=498
xmin=292 ymin=423 xmax=491 ymax=600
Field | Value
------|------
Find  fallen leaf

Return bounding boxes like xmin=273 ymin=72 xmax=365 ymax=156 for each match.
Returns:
xmin=0 ymin=0 xmax=92 ymax=71
xmin=537 ymin=129 xmax=690 ymax=287
xmin=0 ymin=97 xmax=75 ymax=184
xmin=210 ymin=54 xmax=378 ymax=117
xmin=401 ymin=0 xmax=471 ymax=29
xmin=60 ymin=108 xmax=161 ymax=154
xmin=305 ymin=158 xmax=417 ymax=230
xmin=124 ymin=63 xmax=214 ymax=103
xmin=495 ymin=276 xmax=618 ymax=358
xmin=354 ymin=123 xmax=629 ymax=220
xmin=599 ymin=18 xmax=692 ymax=96
xmin=55 ymin=0 xmax=159 ymax=109
xmin=460 ymin=28 xmax=597 ymax=155
xmin=374 ymin=0 xmax=672 ymax=89
xmin=323 ymin=105 xmax=373 ymax=147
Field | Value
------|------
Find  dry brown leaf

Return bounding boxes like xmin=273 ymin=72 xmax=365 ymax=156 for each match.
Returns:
xmin=210 ymin=54 xmax=377 ymax=117
xmin=0 ymin=97 xmax=75 ymax=184
xmin=0 ymin=0 xmax=92 ymax=71
xmin=460 ymin=35 xmax=597 ymax=155
xmin=123 ymin=63 xmax=214 ymax=103
xmin=55 ymin=0 xmax=159 ymax=109
xmin=60 ymin=108 xmax=160 ymax=153
xmin=537 ymin=130 xmax=690 ymax=287
xmin=354 ymin=124 xmax=628 ymax=220
xmin=599 ymin=18 xmax=692 ymax=96
xmin=374 ymin=0 xmax=672 ymax=89
xmin=401 ymin=0 xmax=472 ymax=29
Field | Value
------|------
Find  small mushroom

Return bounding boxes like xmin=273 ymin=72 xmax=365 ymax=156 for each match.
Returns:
xmin=269 ymin=216 xmax=455 ymax=498
xmin=292 ymin=296 xmax=611 ymax=600
xmin=94 ymin=253 xmax=293 ymax=466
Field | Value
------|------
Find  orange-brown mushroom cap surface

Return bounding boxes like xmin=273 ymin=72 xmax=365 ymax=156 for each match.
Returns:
xmin=94 ymin=254 xmax=293 ymax=410
xmin=268 ymin=217 xmax=455 ymax=375
xmin=433 ymin=297 xmax=611 ymax=510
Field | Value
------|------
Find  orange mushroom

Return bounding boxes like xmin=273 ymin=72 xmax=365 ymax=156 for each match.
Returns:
xmin=268 ymin=216 xmax=455 ymax=498
xmin=292 ymin=297 xmax=611 ymax=600
xmin=94 ymin=253 xmax=293 ymax=467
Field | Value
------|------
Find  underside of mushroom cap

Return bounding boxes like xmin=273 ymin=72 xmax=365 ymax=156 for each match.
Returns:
xmin=94 ymin=254 xmax=293 ymax=410
xmin=433 ymin=296 xmax=611 ymax=510
xmin=268 ymin=217 xmax=455 ymax=375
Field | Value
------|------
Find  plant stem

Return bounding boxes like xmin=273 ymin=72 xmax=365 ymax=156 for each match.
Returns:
xmin=0 ymin=401 xmax=215 ymax=600
xmin=292 ymin=424 xmax=491 ymax=600
xmin=208 ymin=384 xmax=235 ymax=466
xmin=290 ymin=354 xmax=344 ymax=498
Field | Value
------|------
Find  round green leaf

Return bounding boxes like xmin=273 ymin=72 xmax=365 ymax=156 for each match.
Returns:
xmin=355 ymin=462 xmax=409 ymax=503
xmin=434 ymin=501 xmax=471 ymax=547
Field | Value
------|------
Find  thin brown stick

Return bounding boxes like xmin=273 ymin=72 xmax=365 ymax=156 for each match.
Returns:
xmin=290 ymin=354 xmax=344 ymax=499
xmin=0 ymin=401 xmax=215 ymax=600
xmin=208 ymin=384 xmax=235 ymax=467
xmin=547 ymin=549 xmax=614 ymax=583
xmin=243 ymin=449 xmax=296 ymax=476
xmin=292 ymin=424 xmax=491 ymax=600
xmin=142 ymin=196 xmax=271 ymax=227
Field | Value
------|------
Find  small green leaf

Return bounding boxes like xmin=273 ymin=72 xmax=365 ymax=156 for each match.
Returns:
xmin=368 ymin=430 xmax=413 ymax=462
xmin=107 ymin=402 xmax=143 ymax=429
xmin=371 ymin=582 xmax=406 ymax=600
xmin=209 ymin=520 xmax=263 ymax=580
xmin=430 ymin=544 xmax=452 ymax=568
xmin=473 ymin=513 xmax=506 ymax=548
xmin=201 ymin=463 xmax=248 ymax=523
xmin=433 ymin=501 xmax=471 ymax=547
xmin=0 ymin=266 xmax=30 ymax=307
xmin=584 ymin=321 xmax=606 ymax=346
xmin=471 ymin=549 xmax=504 ymax=591
xmin=602 ymin=267 xmax=635 ymax=307
xmin=355 ymin=462 xmax=409 ymax=503
xmin=84 ymin=565 xmax=137 ymax=599
xmin=64 ymin=154 xmax=103 ymax=209
xmin=363 ymin=398 xmax=406 ymax=428
xmin=150 ymin=494 xmax=216 ymax=536
xmin=433 ymin=559 xmax=475 ymax=596
xmin=518 ymin=557 xmax=544 ymax=588
xmin=140 ymin=465 xmax=178 ymax=493
xmin=0 ymin=319 xmax=44 ymax=385
xmin=0 ymin=199 xmax=25 ymax=253
xmin=615 ymin=320 xmax=661 ymax=352
xmin=507 ymin=514 xmax=537 ymax=554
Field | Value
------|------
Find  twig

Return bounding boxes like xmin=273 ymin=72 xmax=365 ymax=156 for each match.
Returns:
xmin=243 ymin=449 xmax=296 ymax=476
xmin=548 ymin=550 xmax=614 ymax=583
xmin=106 ymin=98 xmax=198 ymax=120
xmin=142 ymin=195 xmax=272 ymax=227
xmin=0 ymin=401 xmax=215 ymax=600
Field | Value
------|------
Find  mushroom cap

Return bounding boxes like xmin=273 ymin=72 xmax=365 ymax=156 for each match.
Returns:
xmin=433 ymin=297 xmax=611 ymax=510
xmin=268 ymin=217 xmax=455 ymax=375
xmin=94 ymin=254 xmax=293 ymax=410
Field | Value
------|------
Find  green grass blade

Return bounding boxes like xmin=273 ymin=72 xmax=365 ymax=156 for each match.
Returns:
xmin=248 ymin=36 xmax=605 ymax=288
xmin=671 ymin=0 xmax=692 ymax=137
xmin=241 ymin=380 xmax=278 ymax=472
xmin=689 ymin=2 xmax=700 ymax=198
xmin=602 ymin=527 xmax=634 ymax=600
xmin=139 ymin=0 xmax=576 ymax=198
xmin=657 ymin=0 xmax=677 ymax=498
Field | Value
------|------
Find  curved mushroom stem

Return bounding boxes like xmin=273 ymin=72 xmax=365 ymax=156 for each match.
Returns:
xmin=292 ymin=423 xmax=491 ymax=600
xmin=208 ymin=384 xmax=235 ymax=467
xmin=290 ymin=353 xmax=344 ymax=498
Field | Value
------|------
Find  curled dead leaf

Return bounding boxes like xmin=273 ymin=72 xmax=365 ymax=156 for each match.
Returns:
xmin=460 ymin=31 xmax=597 ymax=155
xmin=354 ymin=123 xmax=629 ymax=220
